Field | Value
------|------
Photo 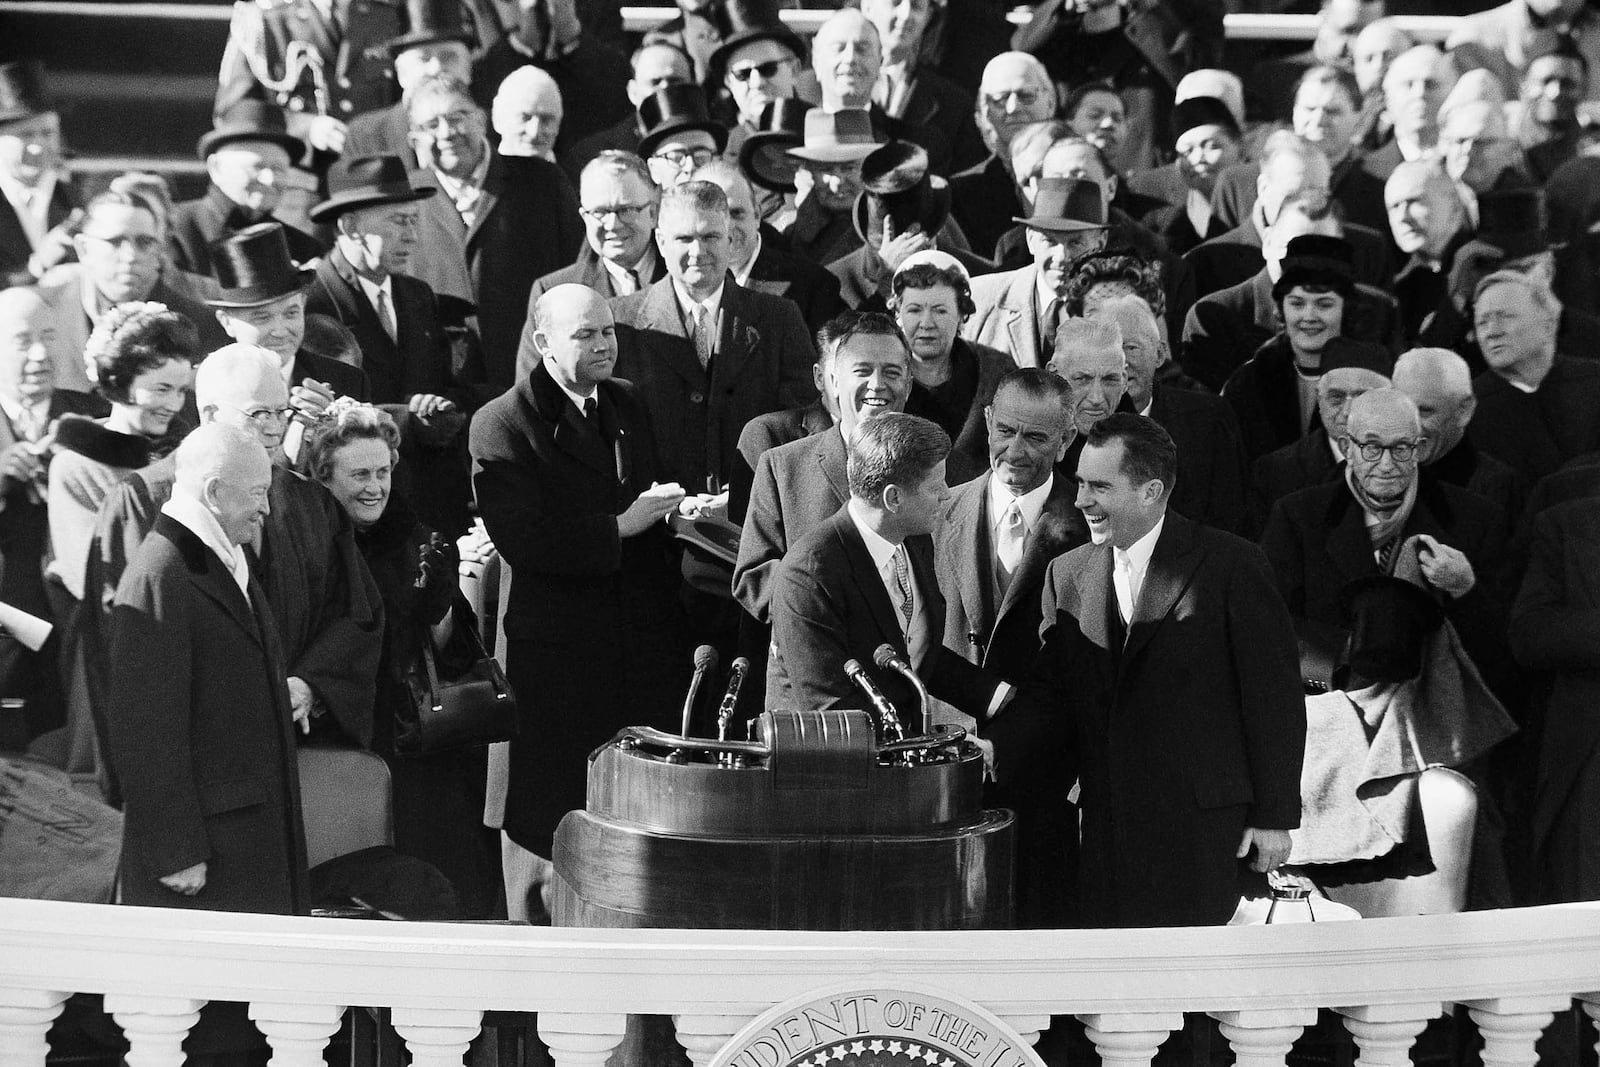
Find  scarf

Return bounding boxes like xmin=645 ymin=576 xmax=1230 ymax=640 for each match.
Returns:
xmin=1345 ymin=466 xmax=1418 ymax=573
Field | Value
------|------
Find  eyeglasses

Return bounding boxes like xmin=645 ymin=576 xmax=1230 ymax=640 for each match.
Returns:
xmin=652 ymin=146 xmax=717 ymax=168
xmin=80 ymin=232 xmax=161 ymax=255
xmin=1351 ymin=438 xmax=1422 ymax=463
xmin=411 ymin=110 xmax=477 ymax=133
xmin=728 ymin=58 xmax=792 ymax=83
xmin=579 ymin=203 xmax=651 ymax=222
xmin=220 ymin=402 xmax=292 ymax=426
xmin=983 ymin=89 xmax=1042 ymax=110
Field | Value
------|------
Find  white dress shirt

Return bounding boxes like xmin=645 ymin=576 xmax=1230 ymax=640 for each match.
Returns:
xmin=988 ymin=472 xmax=1053 ymax=582
xmin=433 ymin=145 xmax=492 ymax=228
xmin=355 ymin=273 xmax=396 ymax=341
xmin=847 ymin=498 xmax=909 ymax=625
xmin=602 ymin=243 xmax=658 ymax=296
xmin=162 ymin=492 xmax=252 ymax=599
xmin=551 ymin=372 xmax=599 ymax=417
xmin=1113 ymin=515 xmax=1165 ymax=624
xmin=733 ymin=234 xmax=763 ymax=288
xmin=673 ymin=279 xmax=725 ymax=360
xmin=0 ymin=170 xmax=56 ymax=252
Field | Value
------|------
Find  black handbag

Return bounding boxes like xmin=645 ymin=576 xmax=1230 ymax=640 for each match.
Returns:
xmin=396 ymin=622 xmax=518 ymax=756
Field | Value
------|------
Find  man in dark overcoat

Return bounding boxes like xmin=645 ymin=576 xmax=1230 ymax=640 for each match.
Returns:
xmin=985 ymin=414 xmax=1306 ymax=927
xmin=104 ymin=422 xmax=307 ymax=914
xmin=470 ymin=283 xmax=688 ymax=914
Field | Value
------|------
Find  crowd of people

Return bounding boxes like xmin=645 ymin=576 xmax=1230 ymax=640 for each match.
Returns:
xmin=1 ymin=0 xmax=1599 ymax=952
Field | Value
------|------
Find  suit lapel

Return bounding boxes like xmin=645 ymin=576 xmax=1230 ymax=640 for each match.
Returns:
xmin=463 ymin=159 xmax=502 ymax=249
xmin=1076 ymin=542 xmax=1116 ymax=654
xmin=1002 ymin=269 xmax=1041 ymax=367
xmin=835 ymin=510 xmax=907 ymax=656
xmin=638 ymin=279 xmax=708 ymax=387
xmin=1324 ymin=490 xmax=1379 ymax=586
xmin=816 ymin=428 xmax=849 ymax=505
xmin=530 ymin=363 xmax=614 ymax=477
xmin=1122 ymin=516 xmax=1202 ymax=667
xmin=948 ymin=475 xmax=994 ymax=642
xmin=713 ymin=279 xmax=756 ymax=391
xmin=170 ymin=519 xmax=263 ymax=648
xmin=997 ymin=476 xmax=1079 ymax=621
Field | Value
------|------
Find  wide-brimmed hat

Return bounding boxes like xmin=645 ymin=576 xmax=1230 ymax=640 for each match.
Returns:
xmin=197 ymin=100 xmax=306 ymax=161
xmin=785 ymin=108 xmax=879 ymax=163
xmin=1013 ymin=176 xmax=1109 ymax=233
xmin=206 ymin=223 xmax=314 ymax=309
xmin=851 ymin=141 xmax=951 ymax=243
xmin=739 ymin=98 xmax=813 ymax=192
xmin=707 ymin=0 xmax=806 ymax=89
xmin=1340 ymin=573 xmax=1443 ymax=684
xmin=385 ymin=0 xmax=473 ymax=56
xmin=1272 ymin=234 xmax=1356 ymax=301
xmin=637 ymin=84 xmax=729 ymax=159
xmin=0 ymin=60 xmax=53 ymax=126
xmin=310 ymin=155 xmax=436 ymax=222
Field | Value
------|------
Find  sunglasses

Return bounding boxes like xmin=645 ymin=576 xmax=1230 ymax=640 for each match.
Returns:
xmin=728 ymin=59 xmax=793 ymax=83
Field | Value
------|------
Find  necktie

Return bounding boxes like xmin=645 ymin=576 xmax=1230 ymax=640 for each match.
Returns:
xmin=623 ymin=268 xmax=640 ymax=295
xmin=995 ymin=500 xmax=1025 ymax=594
xmin=693 ymin=304 xmax=713 ymax=370
xmin=14 ymin=403 xmax=42 ymax=443
xmin=375 ymin=286 xmax=397 ymax=343
xmin=1113 ymin=551 xmax=1136 ymax=625
xmin=1040 ymin=297 xmax=1061 ymax=365
xmin=583 ymin=397 xmax=597 ymax=420
xmin=891 ymin=545 xmax=914 ymax=631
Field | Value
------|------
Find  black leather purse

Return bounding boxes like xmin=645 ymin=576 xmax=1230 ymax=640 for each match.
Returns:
xmin=396 ymin=623 xmax=518 ymax=756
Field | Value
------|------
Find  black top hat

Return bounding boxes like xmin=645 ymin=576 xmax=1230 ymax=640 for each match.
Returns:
xmin=1339 ymin=573 xmax=1444 ymax=685
xmin=739 ymin=98 xmax=813 ymax=192
xmin=1013 ymin=177 xmax=1109 ymax=232
xmin=1475 ymin=186 xmax=1551 ymax=261
xmin=206 ymin=223 xmax=314 ymax=309
xmin=1272 ymin=234 xmax=1356 ymax=301
xmin=1170 ymin=95 xmax=1239 ymax=141
xmin=785 ymin=108 xmax=880 ymax=163
xmin=386 ymin=0 xmax=473 ymax=56
xmin=310 ymin=155 xmax=437 ymax=223
xmin=0 ymin=60 xmax=53 ymax=126
xmin=851 ymin=141 xmax=951 ymax=244
xmin=198 ymin=100 xmax=306 ymax=161
xmin=707 ymin=0 xmax=806 ymax=88
xmin=637 ymin=84 xmax=729 ymax=159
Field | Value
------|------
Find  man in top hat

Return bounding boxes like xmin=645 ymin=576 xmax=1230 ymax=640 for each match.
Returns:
xmin=636 ymin=84 xmax=728 ymax=190
xmin=206 ymin=222 xmax=371 ymax=428
xmin=706 ymin=0 xmax=807 ymax=161
xmin=1261 ymin=386 xmax=1511 ymax=688
xmin=809 ymin=9 xmax=952 ymax=176
xmin=785 ymin=108 xmax=882 ymax=267
xmin=693 ymin=159 xmax=844 ymax=334
xmin=949 ymin=53 xmax=1059 ymax=261
xmin=405 ymin=73 xmax=582 ymax=390
xmin=963 ymin=176 xmax=1110 ymax=368
xmin=826 ymin=141 xmax=988 ymax=311
xmin=344 ymin=0 xmax=478 ymax=166
xmin=1183 ymin=196 xmax=1400 ymax=396
xmin=0 ymin=61 xmax=80 ymax=287
xmin=303 ymin=155 xmax=474 ymax=532
xmin=214 ymin=0 xmax=404 ymax=158
xmin=737 ymin=97 xmax=812 ymax=230
xmin=561 ymin=42 xmax=694 ymax=180
xmin=861 ymin=0 xmax=985 ymax=174
xmin=1125 ymin=95 xmax=1242 ymax=256
xmin=169 ymin=102 xmax=325 ymax=280
xmin=35 ymin=191 xmax=227 ymax=393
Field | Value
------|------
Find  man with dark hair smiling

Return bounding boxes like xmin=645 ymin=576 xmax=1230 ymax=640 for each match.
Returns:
xmin=986 ymin=412 xmax=1305 ymax=927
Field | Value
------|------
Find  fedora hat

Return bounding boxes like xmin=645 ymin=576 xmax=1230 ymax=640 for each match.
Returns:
xmin=851 ymin=141 xmax=951 ymax=244
xmin=738 ymin=98 xmax=813 ymax=192
xmin=785 ymin=108 xmax=879 ymax=163
xmin=206 ymin=223 xmax=314 ymax=309
xmin=197 ymin=100 xmax=306 ymax=161
xmin=1013 ymin=176 xmax=1109 ymax=233
xmin=310 ymin=155 xmax=436 ymax=223
xmin=1339 ymin=573 xmax=1444 ymax=684
xmin=637 ymin=84 xmax=729 ymax=159
xmin=707 ymin=0 xmax=806 ymax=88
xmin=0 ymin=60 xmax=53 ymax=126
xmin=385 ymin=0 xmax=473 ymax=56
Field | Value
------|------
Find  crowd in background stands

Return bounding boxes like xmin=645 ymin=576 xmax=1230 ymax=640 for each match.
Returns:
xmin=1 ymin=0 xmax=1600 ymax=952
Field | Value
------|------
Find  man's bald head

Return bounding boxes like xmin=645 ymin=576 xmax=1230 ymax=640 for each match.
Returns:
xmin=0 ymin=286 xmax=53 ymax=406
xmin=196 ymin=343 xmax=291 ymax=457
xmin=1392 ymin=346 xmax=1475 ymax=461
xmin=532 ymin=283 xmax=618 ymax=391
xmin=174 ymin=422 xmax=274 ymax=547
xmin=1346 ymin=386 xmax=1422 ymax=440
xmin=493 ymin=65 xmax=563 ymax=160
xmin=812 ymin=9 xmax=881 ymax=110
xmin=976 ymin=52 xmax=1057 ymax=161
xmin=1383 ymin=45 xmax=1457 ymax=144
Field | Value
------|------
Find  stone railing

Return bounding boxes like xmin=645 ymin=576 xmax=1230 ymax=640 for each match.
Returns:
xmin=3 ymin=898 xmax=1600 ymax=1067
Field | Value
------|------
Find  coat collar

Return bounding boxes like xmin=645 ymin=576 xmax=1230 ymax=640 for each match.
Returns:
xmin=999 ymin=473 xmax=1085 ymax=621
xmin=828 ymin=504 xmax=911 ymax=658
xmin=525 ymin=360 xmax=620 ymax=478
xmin=996 ymin=266 xmax=1042 ymax=366
xmin=814 ymin=425 xmax=850 ymax=504
xmin=158 ymin=511 xmax=263 ymax=646
xmin=1121 ymin=511 xmax=1204 ymax=667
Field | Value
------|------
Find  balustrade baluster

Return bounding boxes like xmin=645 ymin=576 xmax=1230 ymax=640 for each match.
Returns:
xmin=1581 ymin=995 xmax=1600 ymax=1059
xmin=674 ymin=1013 xmax=753 ymax=1067
xmin=538 ymin=1012 xmax=629 ymax=1067
xmin=1335 ymin=1003 xmax=1440 ymax=1067
xmin=391 ymin=1007 xmax=483 ymax=1067
xmin=1464 ymin=996 xmax=1569 ymax=1067
xmin=1210 ymin=1008 xmax=1316 ymax=1067
xmin=1076 ymin=1011 xmax=1183 ymax=1067
xmin=0 ymin=989 xmax=70 ymax=1067
xmin=248 ymin=1001 xmax=347 ymax=1067
xmin=105 ymin=994 xmax=205 ymax=1067
xmin=996 ymin=1015 xmax=1052 ymax=1048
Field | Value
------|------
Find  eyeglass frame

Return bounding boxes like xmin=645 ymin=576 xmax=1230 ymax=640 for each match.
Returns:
xmin=650 ymin=145 xmax=718 ymax=168
xmin=727 ymin=57 xmax=795 ymax=83
xmin=578 ymin=203 xmax=654 ymax=223
xmin=1347 ymin=437 xmax=1425 ymax=463
xmin=216 ymin=400 xmax=294 ymax=427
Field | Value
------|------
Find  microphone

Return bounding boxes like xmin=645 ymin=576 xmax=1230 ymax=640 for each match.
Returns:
xmin=844 ymin=658 xmax=905 ymax=742
xmin=715 ymin=656 xmax=750 ymax=743
xmin=874 ymin=643 xmax=929 ymax=737
xmin=680 ymin=644 xmax=719 ymax=737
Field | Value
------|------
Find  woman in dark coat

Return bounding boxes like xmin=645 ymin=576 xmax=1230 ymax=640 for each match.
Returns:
xmin=890 ymin=253 xmax=1014 ymax=485
xmin=304 ymin=401 xmax=499 ymax=917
